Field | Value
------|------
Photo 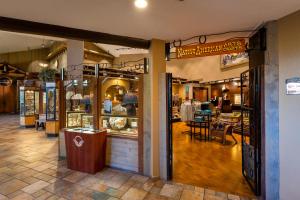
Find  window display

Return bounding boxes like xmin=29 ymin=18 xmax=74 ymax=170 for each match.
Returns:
xmin=81 ymin=114 xmax=94 ymax=128
xmin=65 ymin=78 xmax=95 ymax=128
xmin=100 ymin=77 xmax=139 ymax=138
xmin=45 ymin=82 xmax=60 ymax=137
xmin=66 ymin=111 xmax=86 ymax=128
xmin=19 ymin=86 xmax=39 ymax=127
xmin=46 ymin=82 xmax=59 ymax=120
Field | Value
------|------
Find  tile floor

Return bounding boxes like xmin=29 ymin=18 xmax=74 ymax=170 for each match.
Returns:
xmin=0 ymin=115 xmax=256 ymax=200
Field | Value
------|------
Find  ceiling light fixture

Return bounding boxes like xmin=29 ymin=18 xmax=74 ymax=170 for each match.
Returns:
xmin=134 ymin=0 xmax=148 ymax=9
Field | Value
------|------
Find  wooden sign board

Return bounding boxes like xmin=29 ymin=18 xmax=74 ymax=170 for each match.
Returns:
xmin=176 ymin=39 xmax=246 ymax=59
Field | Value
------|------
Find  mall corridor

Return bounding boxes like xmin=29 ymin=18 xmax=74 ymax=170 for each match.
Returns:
xmin=0 ymin=115 xmax=254 ymax=200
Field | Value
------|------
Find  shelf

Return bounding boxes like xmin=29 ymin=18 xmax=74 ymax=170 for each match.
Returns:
xmin=100 ymin=114 xmax=138 ymax=118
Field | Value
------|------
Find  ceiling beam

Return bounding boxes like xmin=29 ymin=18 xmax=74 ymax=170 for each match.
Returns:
xmin=0 ymin=16 xmax=151 ymax=49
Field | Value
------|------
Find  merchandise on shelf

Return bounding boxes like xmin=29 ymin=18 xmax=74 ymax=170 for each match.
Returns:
xmin=100 ymin=77 xmax=140 ymax=138
xmin=19 ymin=85 xmax=40 ymax=127
xmin=65 ymin=78 xmax=95 ymax=129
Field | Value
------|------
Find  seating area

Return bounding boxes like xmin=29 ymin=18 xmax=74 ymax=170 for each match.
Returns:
xmin=187 ymin=112 xmax=246 ymax=145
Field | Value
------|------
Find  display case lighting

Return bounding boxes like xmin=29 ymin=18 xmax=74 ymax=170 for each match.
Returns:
xmin=73 ymin=80 xmax=78 ymax=86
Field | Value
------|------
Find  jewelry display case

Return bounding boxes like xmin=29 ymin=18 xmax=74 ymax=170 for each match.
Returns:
xmin=100 ymin=115 xmax=138 ymax=138
xmin=19 ymin=86 xmax=39 ymax=127
xmin=66 ymin=111 xmax=86 ymax=128
xmin=81 ymin=114 xmax=94 ymax=128
xmin=65 ymin=78 xmax=95 ymax=129
xmin=99 ymin=77 xmax=140 ymax=139
xmin=45 ymin=82 xmax=60 ymax=136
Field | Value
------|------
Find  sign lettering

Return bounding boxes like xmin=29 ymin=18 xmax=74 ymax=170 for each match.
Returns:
xmin=176 ymin=39 xmax=246 ymax=59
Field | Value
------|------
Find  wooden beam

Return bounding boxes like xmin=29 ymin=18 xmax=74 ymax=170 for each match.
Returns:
xmin=0 ymin=16 xmax=151 ymax=49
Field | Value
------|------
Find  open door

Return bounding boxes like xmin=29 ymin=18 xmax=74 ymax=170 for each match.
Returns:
xmin=241 ymin=28 xmax=266 ymax=196
xmin=166 ymin=73 xmax=173 ymax=180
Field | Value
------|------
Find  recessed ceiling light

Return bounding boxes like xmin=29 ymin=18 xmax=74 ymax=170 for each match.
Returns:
xmin=134 ymin=0 xmax=148 ymax=9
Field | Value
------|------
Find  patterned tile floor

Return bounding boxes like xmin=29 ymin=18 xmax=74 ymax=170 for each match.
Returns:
xmin=0 ymin=115 xmax=256 ymax=200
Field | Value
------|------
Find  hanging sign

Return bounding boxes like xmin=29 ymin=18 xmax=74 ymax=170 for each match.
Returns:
xmin=286 ymin=77 xmax=300 ymax=95
xmin=176 ymin=39 xmax=246 ymax=59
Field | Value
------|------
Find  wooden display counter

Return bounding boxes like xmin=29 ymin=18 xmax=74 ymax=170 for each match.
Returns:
xmin=46 ymin=120 xmax=59 ymax=137
xmin=64 ymin=128 xmax=107 ymax=174
xmin=20 ymin=115 xmax=36 ymax=127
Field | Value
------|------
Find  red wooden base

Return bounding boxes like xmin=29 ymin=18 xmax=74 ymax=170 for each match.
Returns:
xmin=64 ymin=129 xmax=107 ymax=174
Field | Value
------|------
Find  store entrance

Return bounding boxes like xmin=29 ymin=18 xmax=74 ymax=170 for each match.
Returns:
xmin=166 ymin=30 xmax=265 ymax=197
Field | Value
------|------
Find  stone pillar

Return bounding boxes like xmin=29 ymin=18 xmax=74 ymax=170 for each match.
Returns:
xmin=145 ymin=39 xmax=166 ymax=177
xmin=59 ymin=40 xmax=84 ymax=159
xmin=67 ymin=40 xmax=84 ymax=82
xmin=262 ymin=21 xmax=279 ymax=200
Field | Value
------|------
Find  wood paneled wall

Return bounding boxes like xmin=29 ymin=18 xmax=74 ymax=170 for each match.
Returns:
xmin=0 ymin=83 xmax=17 ymax=113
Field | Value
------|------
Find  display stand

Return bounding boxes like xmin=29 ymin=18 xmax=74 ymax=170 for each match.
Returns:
xmin=19 ymin=85 xmax=40 ymax=127
xmin=64 ymin=128 xmax=107 ymax=174
xmin=45 ymin=82 xmax=60 ymax=137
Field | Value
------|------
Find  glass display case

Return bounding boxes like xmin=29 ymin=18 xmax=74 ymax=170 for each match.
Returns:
xmin=65 ymin=78 xmax=95 ymax=128
xmin=66 ymin=111 xmax=85 ymax=128
xmin=99 ymin=77 xmax=139 ymax=138
xmin=81 ymin=114 xmax=94 ymax=128
xmin=45 ymin=82 xmax=60 ymax=137
xmin=19 ymin=86 xmax=39 ymax=127
xmin=46 ymin=83 xmax=59 ymax=120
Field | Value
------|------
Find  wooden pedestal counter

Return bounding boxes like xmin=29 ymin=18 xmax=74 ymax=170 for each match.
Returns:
xmin=46 ymin=120 xmax=59 ymax=137
xmin=64 ymin=128 xmax=107 ymax=174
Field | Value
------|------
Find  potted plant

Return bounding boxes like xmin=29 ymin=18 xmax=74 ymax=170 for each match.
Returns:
xmin=38 ymin=67 xmax=57 ymax=88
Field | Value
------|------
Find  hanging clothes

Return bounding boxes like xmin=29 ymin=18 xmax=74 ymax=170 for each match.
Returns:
xmin=180 ymin=101 xmax=193 ymax=122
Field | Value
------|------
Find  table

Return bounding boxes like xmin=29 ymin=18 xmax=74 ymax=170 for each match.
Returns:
xmin=191 ymin=113 xmax=211 ymax=141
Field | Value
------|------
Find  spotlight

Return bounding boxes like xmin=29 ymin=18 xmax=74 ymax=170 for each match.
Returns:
xmin=134 ymin=0 xmax=148 ymax=9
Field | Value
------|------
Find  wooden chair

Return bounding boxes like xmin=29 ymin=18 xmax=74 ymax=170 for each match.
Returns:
xmin=210 ymin=124 xmax=235 ymax=145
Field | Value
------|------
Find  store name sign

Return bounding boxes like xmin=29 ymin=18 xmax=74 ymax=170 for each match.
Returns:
xmin=176 ymin=39 xmax=246 ymax=59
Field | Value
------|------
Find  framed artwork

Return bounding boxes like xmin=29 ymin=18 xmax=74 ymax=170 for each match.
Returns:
xmin=221 ymin=52 xmax=249 ymax=69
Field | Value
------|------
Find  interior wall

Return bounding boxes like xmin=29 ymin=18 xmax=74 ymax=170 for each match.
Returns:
xmin=278 ymin=10 xmax=300 ymax=200
xmin=0 ymin=48 xmax=49 ymax=72
xmin=113 ymin=53 xmax=148 ymax=65
xmin=167 ymin=56 xmax=248 ymax=82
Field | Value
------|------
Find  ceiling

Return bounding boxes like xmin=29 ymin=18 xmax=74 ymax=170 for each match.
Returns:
xmin=97 ymin=44 xmax=149 ymax=57
xmin=0 ymin=0 xmax=299 ymax=41
xmin=0 ymin=31 xmax=64 ymax=54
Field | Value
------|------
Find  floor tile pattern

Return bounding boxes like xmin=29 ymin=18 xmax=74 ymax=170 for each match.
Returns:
xmin=0 ymin=115 xmax=256 ymax=200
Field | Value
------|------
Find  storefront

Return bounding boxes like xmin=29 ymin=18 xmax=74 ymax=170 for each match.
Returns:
xmin=1 ymin=12 xmax=297 ymax=199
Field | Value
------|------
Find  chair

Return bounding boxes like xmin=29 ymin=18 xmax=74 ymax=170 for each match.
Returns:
xmin=210 ymin=121 xmax=234 ymax=144
xmin=35 ymin=114 xmax=46 ymax=130
xmin=210 ymin=113 xmax=241 ymax=145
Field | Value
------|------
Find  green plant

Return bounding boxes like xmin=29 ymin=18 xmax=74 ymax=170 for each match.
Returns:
xmin=38 ymin=67 xmax=57 ymax=82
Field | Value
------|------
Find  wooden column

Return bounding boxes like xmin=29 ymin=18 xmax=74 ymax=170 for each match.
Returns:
xmin=59 ymin=79 xmax=66 ymax=129
xmin=93 ymin=77 xmax=101 ymax=130
xmin=149 ymin=39 xmax=166 ymax=177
